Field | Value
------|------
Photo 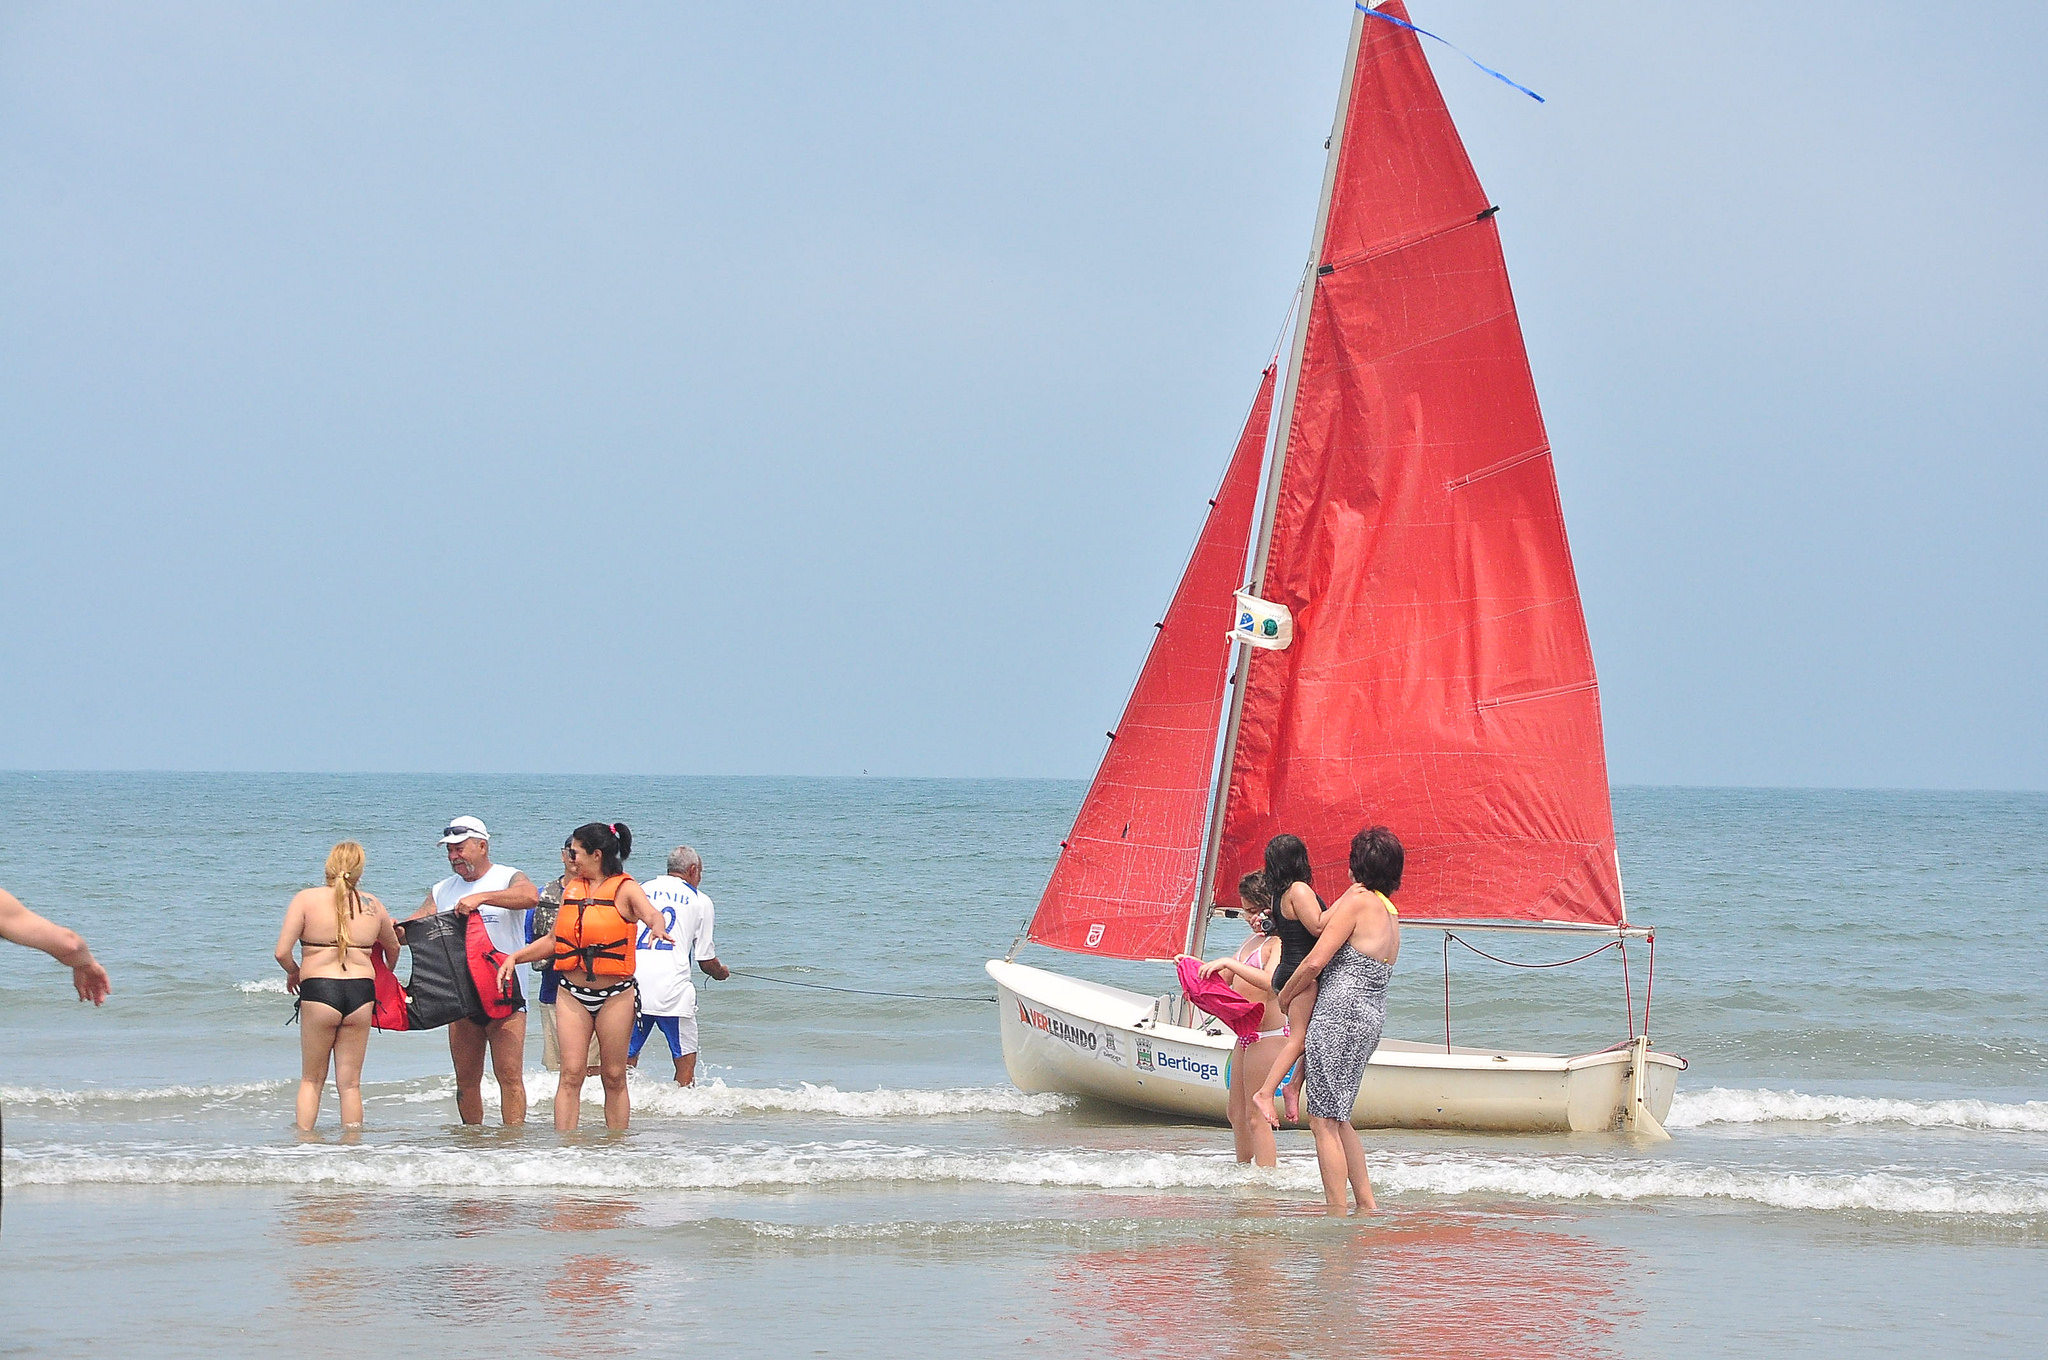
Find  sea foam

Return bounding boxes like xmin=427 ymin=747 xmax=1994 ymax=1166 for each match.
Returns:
xmin=7 ymin=1142 xmax=2044 ymax=1217
xmin=1377 ymin=1154 xmax=2048 ymax=1216
xmin=0 ymin=1143 xmax=1303 ymax=1195
xmin=0 ymin=1074 xmax=1067 ymax=1121
xmin=0 ymin=1081 xmax=285 ymax=1107
xmin=1667 ymin=1086 xmax=2048 ymax=1133
xmin=614 ymin=1079 xmax=1074 ymax=1119
xmin=388 ymin=1073 xmax=1073 ymax=1119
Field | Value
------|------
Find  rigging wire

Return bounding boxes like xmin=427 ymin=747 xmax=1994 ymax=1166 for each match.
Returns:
xmin=1439 ymin=931 xmax=1650 ymax=1053
xmin=1354 ymin=2 xmax=1545 ymax=103
xmin=1265 ymin=276 xmax=1306 ymax=373
xmin=723 ymin=967 xmax=996 ymax=1005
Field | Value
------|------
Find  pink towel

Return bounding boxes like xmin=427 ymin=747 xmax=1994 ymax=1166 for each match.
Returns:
xmin=1176 ymin=956 xmax=1266 ymax=1043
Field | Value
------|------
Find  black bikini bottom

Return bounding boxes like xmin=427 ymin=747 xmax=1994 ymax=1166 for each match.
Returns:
xmin=295 ymin=976 xmax=377 ymax=1020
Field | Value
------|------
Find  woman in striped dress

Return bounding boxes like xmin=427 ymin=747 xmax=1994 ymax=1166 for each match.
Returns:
xmin=1275 ymin=827 xmax=1403 ymax=1215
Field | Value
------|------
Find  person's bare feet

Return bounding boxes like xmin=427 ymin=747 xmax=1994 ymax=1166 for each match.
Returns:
xmin=1252 ymin=1088 xmax=1280 ymax=1128
xmin=1282 ymin=1079 xmax=1302 ymax=1124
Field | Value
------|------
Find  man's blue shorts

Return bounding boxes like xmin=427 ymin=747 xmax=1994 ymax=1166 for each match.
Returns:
xmin=629 ymin=1013 xmax=698 ymax=1060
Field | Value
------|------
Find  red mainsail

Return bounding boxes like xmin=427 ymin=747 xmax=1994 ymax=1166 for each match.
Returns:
xmin=1028 ymin=367 xmax=1276 ymax=959
xmin=1218 ymin=3 xmax=1622 ymax=925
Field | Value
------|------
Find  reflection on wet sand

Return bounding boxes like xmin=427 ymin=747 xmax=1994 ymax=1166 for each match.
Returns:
xmin=272 ymin=1193 xmax=646 ymax=1351
xmin=1052 ymin=1212 xmax=1637 ymax=1358
xmin=541 ymin=1198 xmax=636 ymax=1236
xmin=285 ymin=1193 xmax=364 ymax=1248
xmin=533 ymin=1201 xmax=640 ymax=1357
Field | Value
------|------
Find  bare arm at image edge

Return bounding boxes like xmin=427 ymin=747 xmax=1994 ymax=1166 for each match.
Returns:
xmin=0 ymin=888 xmax=112 ymax=1005
xmin=695 ymin=897 xmax=728 ymax=980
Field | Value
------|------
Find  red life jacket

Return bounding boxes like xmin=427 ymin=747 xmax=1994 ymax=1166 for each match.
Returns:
xmin=465 ymin=911 xmax=518 ymax=1021
xmin=371 ymin=944 xmax=409 ymax=1031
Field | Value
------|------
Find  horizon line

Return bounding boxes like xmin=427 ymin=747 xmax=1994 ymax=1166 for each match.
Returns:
xmin=0 ymin=769 xmax=2041 ymax=796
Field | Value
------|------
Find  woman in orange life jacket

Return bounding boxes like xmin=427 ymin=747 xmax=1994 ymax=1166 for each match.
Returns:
xmin=500 ymin=822 xmax=671 ymax=1130
xmin=273 ymin=841 xmax=401 ymax=1132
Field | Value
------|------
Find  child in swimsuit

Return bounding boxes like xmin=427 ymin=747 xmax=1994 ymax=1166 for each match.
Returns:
xmin=1195 ymin=871 xmax=1290 ymax=1167
xmin=1253 ymin=834 xmax=1326 ymax=1127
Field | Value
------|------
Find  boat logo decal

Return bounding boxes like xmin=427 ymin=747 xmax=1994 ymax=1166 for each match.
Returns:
xmin=1098 ymin=1031 xmax=1126 ymax=1066
xmin=1135 ymin=1039 xmax=1153 ymax=1072
xmin=1230 ymin=591 xmax=1292 ymax=650
xmin=1017 ymin=1002 xmax=1098 ymax=1054
xmin=1085 ymin=923 xmax=1104 ymax=948
xmin=1151 ymin=1049 xmax=1221 ymax=1084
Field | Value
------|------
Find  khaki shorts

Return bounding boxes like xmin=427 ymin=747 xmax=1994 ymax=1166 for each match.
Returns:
xmin=539 ymin=1000 xmax=601 ymax=1072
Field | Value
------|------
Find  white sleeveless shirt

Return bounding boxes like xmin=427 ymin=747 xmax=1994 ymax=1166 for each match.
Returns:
xmin=432 ymin=862 xmax=526 ymax=956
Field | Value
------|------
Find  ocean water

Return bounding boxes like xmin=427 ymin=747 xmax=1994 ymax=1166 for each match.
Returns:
xmin=0 ymin=775 xmax=2043 ymax=1356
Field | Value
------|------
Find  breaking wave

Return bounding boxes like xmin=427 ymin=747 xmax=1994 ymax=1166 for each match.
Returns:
xmin=235 ymin=978 xmax=290 ymax=994
xmin=0 ymin=1075 xmax=1069 ymax=1122
xmin=602 ymin=1079 xmax=1074 ymax=1119
xmin=1667 ymin=1087 xmax=2048 ymax=1133
xmin=7 ymin=1142 xmax=2043 ymax=1217
xmin=1377 ymin=1155 xmax=2048 ymax=1216
xmin=387 ymin=1074 xmax=1073 ymax=1119
xmin=2 ymin=1143 xmax=1295 ymax=1194
xmin=0 ymin=1081 xmax=285 ymax=1107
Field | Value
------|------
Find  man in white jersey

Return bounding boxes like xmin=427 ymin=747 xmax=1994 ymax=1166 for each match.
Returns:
xmin=408 ymin=816 xmax=538 ymax=1125
xmin=628 ymin=845 xmax=728 ymax=1086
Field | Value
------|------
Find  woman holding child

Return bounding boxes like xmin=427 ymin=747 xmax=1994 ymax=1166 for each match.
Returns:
xmin=1277 ymin=826 xmax=1402 ymax=1216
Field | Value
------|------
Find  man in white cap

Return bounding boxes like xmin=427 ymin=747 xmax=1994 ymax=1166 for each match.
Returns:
xmin=409 ymin=816 xmax=538 ymax=1125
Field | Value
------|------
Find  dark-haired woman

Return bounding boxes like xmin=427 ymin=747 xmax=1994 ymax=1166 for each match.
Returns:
xmin=1250 ymin=834 xmax=1325 ymax=1128
xmin=1277 ymin=826 xmax=1403 ymax=1215
xmin=501 ymin=822 xmax=670 ymax=1130
xmin=273 ymin=841 xmax=401 ymax=1131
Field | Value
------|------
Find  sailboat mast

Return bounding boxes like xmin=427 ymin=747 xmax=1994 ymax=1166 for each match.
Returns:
xmin=1184 ymin=4 xmax=1370 ymax=961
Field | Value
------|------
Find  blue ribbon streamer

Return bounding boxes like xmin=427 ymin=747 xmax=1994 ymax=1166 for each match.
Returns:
xmin=1355 ymin=2 xmax=1544 ymax=103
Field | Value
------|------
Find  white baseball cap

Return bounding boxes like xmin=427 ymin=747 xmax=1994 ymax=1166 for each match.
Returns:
xmin=438 ymin=816 xmax=490 ymax=845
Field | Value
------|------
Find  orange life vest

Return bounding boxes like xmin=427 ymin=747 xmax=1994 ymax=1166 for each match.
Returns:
xmin=552 ymin=874 xmax=636 ymax=978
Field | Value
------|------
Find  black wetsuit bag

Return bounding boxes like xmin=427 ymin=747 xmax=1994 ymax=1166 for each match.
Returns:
xmin=396 ymin=911 xmax=484 ymax=1029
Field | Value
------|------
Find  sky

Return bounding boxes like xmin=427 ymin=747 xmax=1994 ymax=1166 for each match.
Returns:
xmin=1 ymin=2 xmax=2042 ymax=787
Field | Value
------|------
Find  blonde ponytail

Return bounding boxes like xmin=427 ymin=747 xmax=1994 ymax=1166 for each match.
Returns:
xmin=325 ymin=841 xmax=366 ymax=966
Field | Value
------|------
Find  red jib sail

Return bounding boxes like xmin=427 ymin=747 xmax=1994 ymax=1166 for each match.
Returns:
xmin=1029 ymin=366 xmax=1277 ymax=959
xmin=1219 ymin=3 xmax=1623 ymax=925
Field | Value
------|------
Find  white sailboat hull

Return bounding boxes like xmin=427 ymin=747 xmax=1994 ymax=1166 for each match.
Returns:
xmin=990 ymin=959 xmax=1681 ymax=1133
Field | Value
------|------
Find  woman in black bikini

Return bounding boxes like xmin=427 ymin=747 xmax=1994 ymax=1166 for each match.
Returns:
xmin=273 ymin=841 xmax=400 ymax=1131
